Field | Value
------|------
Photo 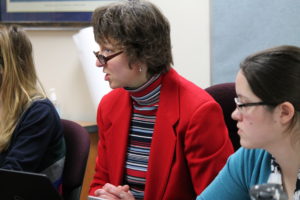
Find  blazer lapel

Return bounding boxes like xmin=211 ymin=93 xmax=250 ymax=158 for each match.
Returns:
xmin=109 ymin=91 xmax=132 ymax=185
xmin=144 ymin=69 xmax=180 ymax=199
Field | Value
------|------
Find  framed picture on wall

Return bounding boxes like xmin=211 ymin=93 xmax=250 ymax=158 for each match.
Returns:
xmin=0 ymin=0 xmax=113 ymax=28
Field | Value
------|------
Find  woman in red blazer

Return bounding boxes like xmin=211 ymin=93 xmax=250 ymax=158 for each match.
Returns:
xmin=89 ymin=1 xmax=234 ymax=200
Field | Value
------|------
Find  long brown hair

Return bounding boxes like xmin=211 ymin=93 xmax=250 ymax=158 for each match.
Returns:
xmin=0 ymin=25 xmax=46 ymax=152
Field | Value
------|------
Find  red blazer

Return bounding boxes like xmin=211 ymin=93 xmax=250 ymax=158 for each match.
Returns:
xmin=90 ymin=69 xmax=234 ymax=200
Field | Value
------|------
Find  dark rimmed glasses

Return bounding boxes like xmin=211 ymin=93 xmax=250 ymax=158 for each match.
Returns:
xmin=93 ymin=51 xmax=123 ymax=66
xmin=234 ymin=97 xmax=276 ymax=113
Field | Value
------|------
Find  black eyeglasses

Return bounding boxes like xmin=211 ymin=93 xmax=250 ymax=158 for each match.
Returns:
xmin=93 ymin=51 xmax=123 ymax=66
xmin=234 ymin=97 xmax=276 ymax=112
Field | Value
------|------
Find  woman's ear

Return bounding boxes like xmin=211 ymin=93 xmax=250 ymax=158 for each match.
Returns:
xmin=133 ymin=62 xmax=147 ymax=73
xmin=277 ymin=102 xmax=295 ymax=125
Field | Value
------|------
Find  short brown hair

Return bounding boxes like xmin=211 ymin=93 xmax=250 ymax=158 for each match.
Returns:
xmin=92 ymin=0 xmax=173 ymax=76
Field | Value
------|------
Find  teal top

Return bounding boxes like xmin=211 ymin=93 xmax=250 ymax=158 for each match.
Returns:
xmin=197 ymin=148 xmax=271 ymax=200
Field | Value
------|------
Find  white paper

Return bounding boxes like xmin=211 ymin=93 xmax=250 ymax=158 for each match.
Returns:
xmin=73 ymin=27 xmax=111 ymax=111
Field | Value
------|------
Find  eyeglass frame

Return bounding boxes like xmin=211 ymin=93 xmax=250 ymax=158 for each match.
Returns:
xmin=234 ymin=97 xmax=276 ymax=111
xmin=93 ymin=51 xmax=123 ymax=66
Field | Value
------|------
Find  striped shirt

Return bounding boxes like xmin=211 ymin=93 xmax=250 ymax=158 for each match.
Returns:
xmin=124 ymin=74 xmax=161 ymax=200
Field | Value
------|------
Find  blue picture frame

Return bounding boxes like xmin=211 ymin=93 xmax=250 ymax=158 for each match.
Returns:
xmin=0 ymin=0 xmax=101 ymax=26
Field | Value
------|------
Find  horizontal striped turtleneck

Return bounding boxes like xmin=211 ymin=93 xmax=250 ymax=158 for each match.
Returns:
xmin=124 ymin=73 xmax=161 ymax=200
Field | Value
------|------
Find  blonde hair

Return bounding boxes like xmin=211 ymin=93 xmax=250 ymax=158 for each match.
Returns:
xmin=0 ymin=25 xmax=46 ymax=152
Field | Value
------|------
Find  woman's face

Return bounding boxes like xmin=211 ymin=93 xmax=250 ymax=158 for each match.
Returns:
xmin=231 ymin=70 xmax=285 ymax=150
xmin=95 ymin=43 xmax=148 ymax=89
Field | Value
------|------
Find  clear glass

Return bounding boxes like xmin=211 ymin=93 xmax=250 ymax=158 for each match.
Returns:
xmin=249 ymin=183 xmax=288 ymax=200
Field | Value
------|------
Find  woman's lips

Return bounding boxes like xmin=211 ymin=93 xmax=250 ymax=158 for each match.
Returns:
xmin=105 ymin=74 xmax=109 ymax=81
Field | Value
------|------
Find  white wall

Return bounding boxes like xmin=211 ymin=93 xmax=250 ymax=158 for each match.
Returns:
xmin=152 ymin=0 xmax=211 ymax=88
xmin=28 ymin=30 xmax=96 ymax=122
xmin=26 ymin=0 xmax=210 ymax=122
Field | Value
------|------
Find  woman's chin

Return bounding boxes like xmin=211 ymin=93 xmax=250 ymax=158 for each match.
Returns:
xmin=109 ymin=83 xmax=121 ymax=89
xmin=240 ymin=141 xmax=257 ymax=149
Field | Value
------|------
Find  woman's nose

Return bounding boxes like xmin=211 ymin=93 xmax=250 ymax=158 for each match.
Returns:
xmin=231 ymin=107 xmax=241 ymax=121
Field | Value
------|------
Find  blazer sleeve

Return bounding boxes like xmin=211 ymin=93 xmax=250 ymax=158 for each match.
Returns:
xmin=184 ymin=100 xmax=234 ymax=194
xmin=89 ymin=103 xmax=109 ymax=195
